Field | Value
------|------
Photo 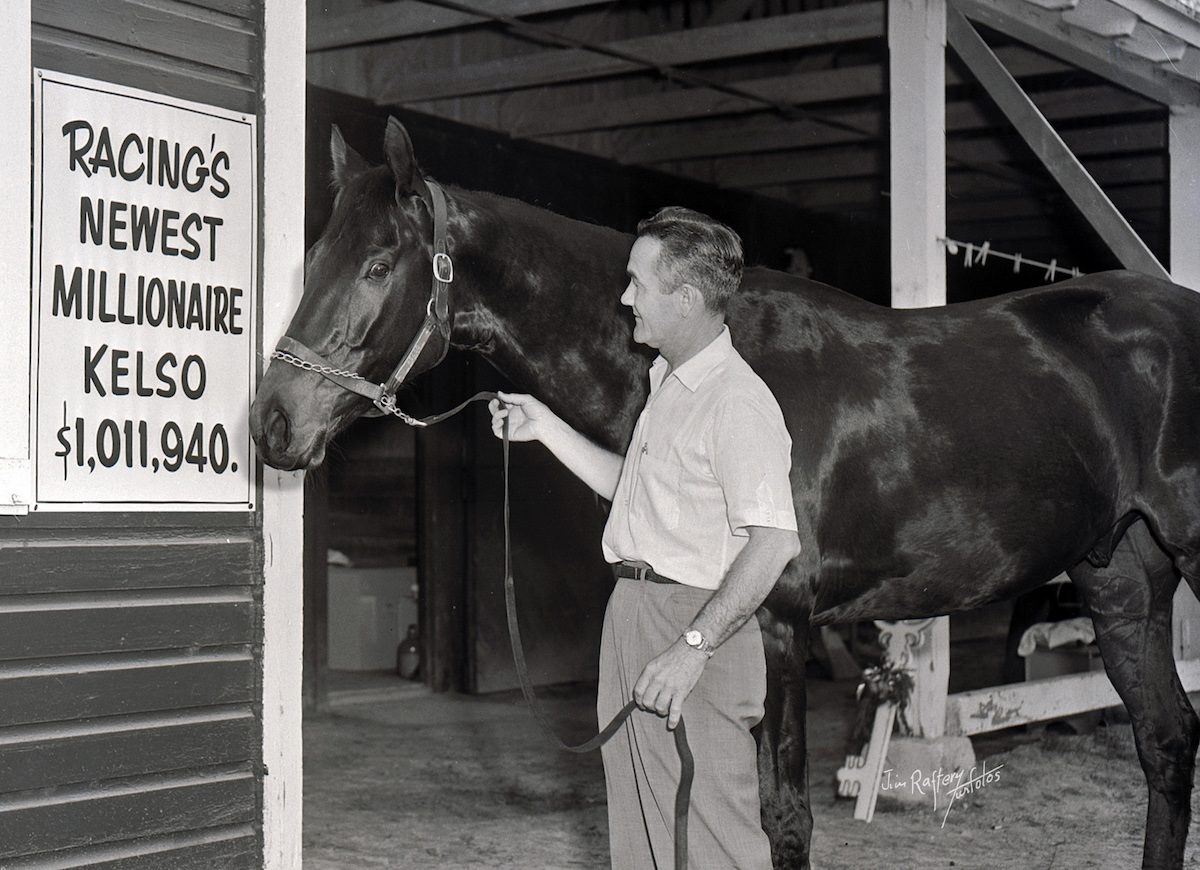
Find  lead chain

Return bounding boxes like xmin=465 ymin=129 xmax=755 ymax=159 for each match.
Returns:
xmin=270 ymin=349 xmax=365 ymax=381
xmin=272 ymin=348 xmax=429 ymax=428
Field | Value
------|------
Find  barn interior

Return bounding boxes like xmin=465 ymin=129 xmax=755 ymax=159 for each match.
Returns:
xmin=302 ymin=0 xmax=1198 ymax=702
xmin=293 ymin=0 xmax=1200 ymax=864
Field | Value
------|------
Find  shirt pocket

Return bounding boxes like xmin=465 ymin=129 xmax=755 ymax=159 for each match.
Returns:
xmin=632 ymin=453 xmax=681 ymax=531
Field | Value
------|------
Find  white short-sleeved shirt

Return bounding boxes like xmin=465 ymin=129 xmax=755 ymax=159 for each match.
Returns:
xmin=601 ymin=326 xmax=798 ymax=590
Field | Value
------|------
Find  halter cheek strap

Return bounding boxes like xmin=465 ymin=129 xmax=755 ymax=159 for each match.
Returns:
xmin=269 ymin=178 xmax=453 ymax=426
xmin=380 ymin=178 xmax=454 ymax=401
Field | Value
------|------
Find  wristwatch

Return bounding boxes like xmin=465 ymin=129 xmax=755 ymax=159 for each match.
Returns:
xmin=682 ymin=628 xmax=715 ymax=657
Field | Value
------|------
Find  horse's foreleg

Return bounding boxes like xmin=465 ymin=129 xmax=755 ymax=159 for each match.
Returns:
xmin=1069 ymin=519 xmax=1200 ymax=870
xmin=756 ymin=610 xmax=812 ymax=870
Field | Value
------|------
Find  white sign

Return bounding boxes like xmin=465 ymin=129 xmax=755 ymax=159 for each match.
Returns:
xmin=31 ymin=70 xmax=257 ymax=510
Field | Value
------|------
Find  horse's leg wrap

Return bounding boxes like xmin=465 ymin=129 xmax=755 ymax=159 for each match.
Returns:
xmin=1070 ymin=519 xmax=1200 ymax=870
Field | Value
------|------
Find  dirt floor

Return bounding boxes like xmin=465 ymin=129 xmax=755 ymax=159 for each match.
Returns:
xmin=303 ymin=673 xmax=1200 ymax=870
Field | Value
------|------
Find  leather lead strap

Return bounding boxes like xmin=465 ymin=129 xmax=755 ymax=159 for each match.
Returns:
xmin=499 ymin=412 xmax=693 ymax=870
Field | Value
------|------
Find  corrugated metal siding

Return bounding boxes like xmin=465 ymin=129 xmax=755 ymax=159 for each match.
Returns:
xmin=8 ymin=2 xmax=266 ymax=866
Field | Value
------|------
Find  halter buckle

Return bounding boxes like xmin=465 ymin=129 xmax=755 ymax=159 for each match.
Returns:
xmin=433 ymin=251 xmax=454 ymax=284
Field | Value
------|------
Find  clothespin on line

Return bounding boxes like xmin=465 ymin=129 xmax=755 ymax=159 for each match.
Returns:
xmin=938 ymin=237 xmax=1082 ymax=281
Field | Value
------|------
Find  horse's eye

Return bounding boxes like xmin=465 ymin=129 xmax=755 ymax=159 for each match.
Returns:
xmin=367 ymin=262 xmax=390 ymax=281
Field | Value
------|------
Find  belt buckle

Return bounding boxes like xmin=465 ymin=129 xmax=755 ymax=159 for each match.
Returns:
xmin=621 ymin=560 xmax=651 ymax=581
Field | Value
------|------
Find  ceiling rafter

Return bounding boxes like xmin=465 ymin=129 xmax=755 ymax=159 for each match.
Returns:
xmin=303 ymin=0 xmax=1185 ymax=268
xmin=307 ymin=0 xmax=611 ymax=51
xmin=380 ymin=2 xmax=885 ymax=103
xmin=704 ymin=134 xmax=1165 ymax=190
xmin=515 ymin=66 xmax=884 ymax=137
xmin=512 ymin=44 xmax=1068 ymax=139
xmin=611 ymin=84 xmax=1156 ymax=165
xmin=952 ymin=0 xmax=1200 ymax=104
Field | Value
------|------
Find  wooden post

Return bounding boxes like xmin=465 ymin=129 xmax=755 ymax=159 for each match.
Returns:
xmin=889 ymin=0 xmax=947 ymax=310
xmin=911 ymin=616 xmax=950 ymax=738
xmin=1170 ymin=103 xmax=1200 ymax=660
xmin=886 ymin=0 xmax=950 ymax=738
xmin=0 ymin=0 xmax=30 ymax=516
xmin=261 ymin=1 xmax=307 ymax=867
xmin=1170 ymin=105 xmax=1200 ymax=293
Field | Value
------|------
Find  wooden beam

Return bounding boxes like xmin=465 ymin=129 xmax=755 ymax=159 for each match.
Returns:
xmin=378 ymin=2 xmax=886 ymax=103
xmin=947 ymin=6 xmax=1170 ymax=279
xmin=757 ymin=177 xmax=885 ymax=210
xmin=652 ymin=121 xmax=1162 ymax=191
xmin=942 ymin=122 xmax=1163 ymax=164
xmin=1106 ymin=0 xmax=1200 ymax=51
xmin=614 ymin=108 xmax=880 ymax=165
xmin=515 ymin=65 xmax=884 ymax=138
xmin=0 ymin=0 xmax=29 ymax=514
xmin=717 ymin=146 xmax=880 ymax=188
xmin=623 ymin=81 xmax=1147 ymax=164
xmin=702 ymin=0 xmax=759 ymax=27
xmin=948 ymin=181 xmax=1163 ymax=222
xmin=261 ymin=1 xmax=307 ymax=866
xmin=515 ymin=44 xmax=1067 ymax=138
xmin=1170 ymin=105 xmax=1200 ymax=290
xmin=308 ymin=0 xmax=608 ymax=51
xmin=946 ymin=658 xmax=1200 ymax=736
xmin=890 ymin=0 xmax=948 ymax=310
xmin=952 ymin=0 xmax=1200 ymax=105
xmin=1164 ymin=109 xmax=1200 ymax=656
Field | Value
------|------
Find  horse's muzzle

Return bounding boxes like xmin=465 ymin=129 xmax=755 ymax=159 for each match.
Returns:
xmin=250 ymin=386 xmax=328 ymax=471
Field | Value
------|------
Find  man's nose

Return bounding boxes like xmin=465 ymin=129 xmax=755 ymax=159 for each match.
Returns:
xmin=620 ymin=283 xmax=634 ymax=306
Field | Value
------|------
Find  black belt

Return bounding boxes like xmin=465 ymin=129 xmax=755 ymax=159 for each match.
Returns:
xmin=617 ymin=560 xmax=680 ymax=585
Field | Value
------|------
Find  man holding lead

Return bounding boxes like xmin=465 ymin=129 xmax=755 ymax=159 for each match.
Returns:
xmin=490 ymin=206 xmax=799 ymax=869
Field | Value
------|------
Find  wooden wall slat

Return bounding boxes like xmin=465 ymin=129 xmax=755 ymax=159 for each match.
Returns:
xmin=0 ymin=542 xmax=256 ymax=594
xmin=32 ymin=25 xmax=256 ymax=115
xmin=0 ymin=769 xmax=256 ymax=859
xmin=180 ymin=0 xmax=257 ymax=19
xmin=0 ymin=655 xmax=254 ymax=727
xmin=3 ymin=828 xmax=258 ymax=870
xmin=18 ymin=2 xmax=266 ymax=864
xmin=34 ymin=0 xmax=256 ymax=75
xmin=0 ymin=711 xmax=254 ymax=792
xmin=0 ymin=599 xmax=254 ymax=658
xmin=2 ymin=511 xmax=257 ymax=533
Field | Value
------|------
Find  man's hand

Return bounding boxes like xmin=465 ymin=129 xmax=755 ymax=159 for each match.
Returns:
xmin=488 ymin=391 xmax=555 ymax=442
xmin=487 ymin=391 xmax=624 ymax=500
xmin=633 ymin=637 xmax=708 ymax=730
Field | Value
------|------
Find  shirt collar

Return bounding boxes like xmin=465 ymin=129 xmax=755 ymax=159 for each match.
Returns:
xmin=649 ymin=326 xmax=734 ymax=393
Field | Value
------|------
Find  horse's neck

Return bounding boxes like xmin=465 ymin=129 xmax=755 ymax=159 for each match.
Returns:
xmin=448 ymin=190 xmax=649 ymax=452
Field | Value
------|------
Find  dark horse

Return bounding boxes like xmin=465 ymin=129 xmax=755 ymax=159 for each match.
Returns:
xmin=251 ymin=118 xmax=1200 ymax=869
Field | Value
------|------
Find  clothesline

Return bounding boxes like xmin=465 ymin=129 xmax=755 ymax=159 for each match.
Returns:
xmin=939 ymin=237 xmax=1084 ymax=281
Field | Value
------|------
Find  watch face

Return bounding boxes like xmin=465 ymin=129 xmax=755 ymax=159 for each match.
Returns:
xmin=684 ymin=629 xmax=702 ymax=647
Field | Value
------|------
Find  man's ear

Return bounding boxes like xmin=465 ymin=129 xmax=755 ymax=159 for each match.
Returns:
xmin=677 ymin=283 xmax=702 ymax=317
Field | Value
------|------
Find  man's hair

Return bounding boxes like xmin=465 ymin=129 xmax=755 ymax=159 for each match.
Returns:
xmin=636 ymin=206 xmax=744 ymax=313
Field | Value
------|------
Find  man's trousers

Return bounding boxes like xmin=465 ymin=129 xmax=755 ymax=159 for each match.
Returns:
xmin=597 ymin=576 xmax=772 ymax=869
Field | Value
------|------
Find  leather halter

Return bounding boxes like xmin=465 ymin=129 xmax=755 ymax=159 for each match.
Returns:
xmin=270 ymin=178 xmax=454 ymax=427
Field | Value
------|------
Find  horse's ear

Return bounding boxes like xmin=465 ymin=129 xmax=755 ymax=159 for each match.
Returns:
xmin=383 ymin=117 xmax=419 ymax=194
xmin=330 ymin=125 xmax=369 ymax=192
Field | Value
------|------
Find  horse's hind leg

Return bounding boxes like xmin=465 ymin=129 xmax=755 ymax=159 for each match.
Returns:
xmin=1068 ymin=518 xmax=1200 ymax=870
xmin=756 ymin=610 xmax=813 ymax=870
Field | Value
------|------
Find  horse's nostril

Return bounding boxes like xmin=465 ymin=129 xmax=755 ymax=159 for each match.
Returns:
xmin=266 ymin=407 xmax=291 ymax=454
